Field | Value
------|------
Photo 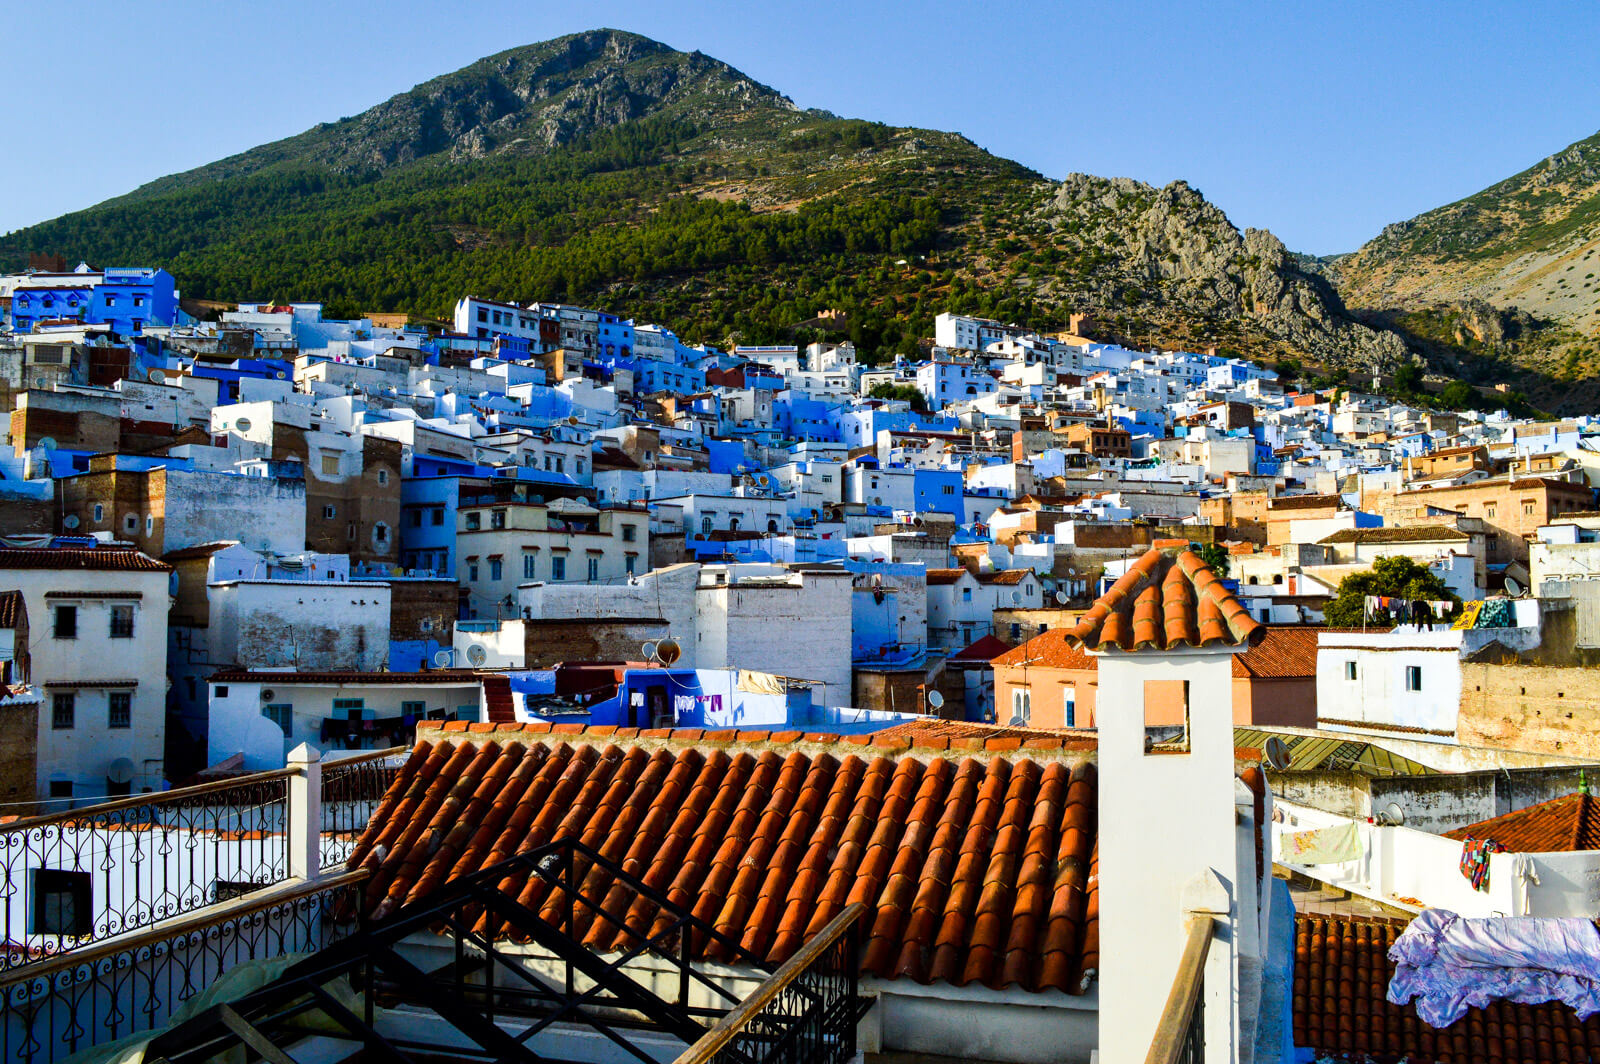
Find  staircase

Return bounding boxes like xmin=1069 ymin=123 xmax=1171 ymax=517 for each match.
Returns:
xmin=481 ymin=674 xmax=515 ymax=723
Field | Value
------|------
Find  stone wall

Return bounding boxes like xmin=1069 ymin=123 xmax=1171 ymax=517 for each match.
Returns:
xmin=390 ymin=580 xmax=459 ymax=644
xmin=523 ymin=619 xmax=668 ymax=668
xmin=0 ymin=701 xmax=38 ymax=814
xmin=1458 ymin=662 xmax=1600 ymax=758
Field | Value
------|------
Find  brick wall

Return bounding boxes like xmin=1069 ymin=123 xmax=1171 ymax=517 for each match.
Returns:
xmin=852 ymin=669 xmax=927 ymax=715
xmin=523 ymin=619 xmax=668 ymax=668
xmin=0 ymin=701 xmax=36 ymax=814
xmin=390 ymin=580 xmax=459 ymax=643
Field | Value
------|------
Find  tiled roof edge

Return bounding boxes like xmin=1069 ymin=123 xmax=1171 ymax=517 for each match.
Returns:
xmin=414 ymin=720 xmax=1103 ymax=762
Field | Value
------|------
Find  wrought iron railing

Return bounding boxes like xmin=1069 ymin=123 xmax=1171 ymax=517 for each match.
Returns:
xmin=673 ymin=903 xmax=865 ymax=1064
xmin=318 ymin=747 xmax=406 ymax=872
xmin=0 ymin=870 xmax=364 ymax=1064
xmin=0 ymin=772 xmax=294 ymax=972
xmin=1145 ymin=914 xmax=1214 ymax=1064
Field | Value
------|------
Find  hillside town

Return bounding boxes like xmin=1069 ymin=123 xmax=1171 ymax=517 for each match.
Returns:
xmin=7 ymin=259 xmax=1600 ymax=1063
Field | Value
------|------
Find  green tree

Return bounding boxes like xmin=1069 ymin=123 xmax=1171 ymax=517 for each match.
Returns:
xmin=1197 ymin=542 xmax=1230 ymax=578
xmin=1438 ymin=380 xmax=1478 ymax=411
xmin=1323 ymin=556 xmax=1460 ymax=628
xmin=867 ymin=382 xmax=929 ymax=413
xmin=1392 ymin=361 xmax=1423 ymax=394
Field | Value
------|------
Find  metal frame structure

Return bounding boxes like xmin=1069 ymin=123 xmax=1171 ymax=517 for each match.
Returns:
xmin=143 ymin=837 xmax=869 ymax=1064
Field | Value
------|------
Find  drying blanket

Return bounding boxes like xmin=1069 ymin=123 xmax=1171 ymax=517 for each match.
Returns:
xmin=1280 ymin=821 xmax=1362 ymax=865
xmin=1387 ymin=908 xmax=1600 ymax=1027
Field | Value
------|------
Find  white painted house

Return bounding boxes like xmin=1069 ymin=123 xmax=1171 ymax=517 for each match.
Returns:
xmin=0 ymin=546 xmax=172 ymax=802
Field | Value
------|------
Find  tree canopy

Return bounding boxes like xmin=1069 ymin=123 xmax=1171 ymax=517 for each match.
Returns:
xmin=867 ymin=382 xmax=929 ymax=412
xmin=1322 ymin=555 xmax=1460 ymax=628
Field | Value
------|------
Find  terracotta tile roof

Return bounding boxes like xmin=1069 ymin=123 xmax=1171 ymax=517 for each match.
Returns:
xmin=993 ymin=624 xmax=1315 ymax=678
xmin=1065 ymin=548 xmax=1264 ymax=652
xmin=1442 ymin=793 xmax=1600 ymax=853
xmin=1230 ymin=627 xmax=1319 ymax=679
xmin=977 ymin=569 xmax=1035 ymax=586
xmin=1319 ymin=526 xmax=1472 ymax=544
xmin=926 ymin=568 xmax=967 ymax=586
xmin=1295 ymin=913 xmax=1600 ymax=1062
xmin=0 ymin=591 xmax=22 ymax=629
xmin=947 ymin=634 xmax=1015 ymax=664
xmin=351 ymin=737 xmax=1101 ymax=994
xmin=0 ymin=548 xmax=170 ymax=572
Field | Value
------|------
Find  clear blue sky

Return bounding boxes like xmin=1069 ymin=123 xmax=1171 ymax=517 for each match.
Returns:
xmin=5 ymin=0 xmax=1598 ymax=254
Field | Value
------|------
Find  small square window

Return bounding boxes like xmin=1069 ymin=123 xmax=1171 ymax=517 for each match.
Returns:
xmin=32 ymin=869 xmax=92 ymax=936
xmin=465 ymin=512 xmax=482 ymax=530
xmin=53 ymin=605 xmax=77 ymax=639
xmin=262 ymin=703 xmax=292 ymax=737
xmin=1405 ymin=665 xmax=1423 ymax=692
xmin=621 ymin=524 xmax=637 ymax=543
xmin=551 ymin=556 xmax=566 ymax=581
xmin=1345 ymin=661 xmax=1358 ymax=681
xmin=322 ymin=505 xmax=337 ymax=519
xmin=377 ymin=469 xmax=389 ymax=485
xmin=108 ymin=692 xmax=131 ymax=729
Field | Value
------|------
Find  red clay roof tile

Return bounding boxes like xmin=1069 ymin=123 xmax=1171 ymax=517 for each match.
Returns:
xmin=353 ymin=738 xmax=1102 ymax=993
xmin=1063 ymin=547 xmax=1264 ymax=652
xmin=1442 ymin=793 xmax=1600 ymax=853
xmin=1295 ymin=912 xmax=1600 ymax=1061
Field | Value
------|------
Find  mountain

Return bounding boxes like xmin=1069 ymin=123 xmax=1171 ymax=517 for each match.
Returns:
xmin=0 ymin=29 xmax=1416 ymax=384
xmin=1336 ymin=129 xmax=1600 ymax=330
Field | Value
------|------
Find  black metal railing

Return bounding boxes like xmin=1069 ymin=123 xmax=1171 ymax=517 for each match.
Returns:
xmin=319 ymin=747 xmax=406 ymax=871
xmin=1146 ymin=914 xmax=1214 ymax=1064
xmin=673 ymin=904 xmax=864 ymax=1064
xmin=139 ymin=837 xmax=871 ymax=1064
xmin=0 ymin=773 xmax=295 ymax=972
xmin=0 ymin=871 xmax=364 ymax=1064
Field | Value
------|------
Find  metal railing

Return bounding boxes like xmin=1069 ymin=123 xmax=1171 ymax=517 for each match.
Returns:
xmin=0 ymin=772 xmax=294 ymax=971
xmin=0 ymin=870 xmax=364 ymax=1064
xmin=318 ymin=747 xmax=406 ymax=872
xmin=674 ymin=903 xmax=866 ymax=1064
xmin=1146 ymin=915 xmax=1215 ymax=1064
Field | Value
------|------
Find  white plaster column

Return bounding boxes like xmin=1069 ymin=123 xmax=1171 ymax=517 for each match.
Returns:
xmin=287 ymin=742 xmax=322 ymax=882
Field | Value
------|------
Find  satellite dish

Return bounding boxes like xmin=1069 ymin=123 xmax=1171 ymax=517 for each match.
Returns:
xmin=642 ymin=641 xmax=658 ymax=661
xmin=62 ymin=515 xmax=80 ymax=529
xmin=147 ymin=368 xmax=165 ymax=383
xmin=37 ymin=437 xmax=57 ymax=452
xmin=433 ymin=649 xmax=455 ymax=668
xmin=1055 ymin=591 xmax=1069 ymax=605
xmin=1263 ymin=736 xmax=1292 ymax=771
xmin=261 ymin=689 xmax=276 ymax=702
xmin=1011 ymin=591 xmax=1022 ymax=604
xmin=1376 ymin=802 xmax=1406 ymax=827
xmin=655 ymin=638 xmax=682 ymax=666
xmin=107 ymin=758 xmax=136 ymax=786
xmin=927 ymin=690 xmax=945 ymax=710
xmin=465 ymin=644 xmax=489 ymax=667
xmin=1506 ymin=576 xmax=1525 ymax=597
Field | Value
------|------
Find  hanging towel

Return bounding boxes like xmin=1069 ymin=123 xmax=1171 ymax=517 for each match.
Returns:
xmin=1459 ymin=836 xmax=1506 ymax=891
xmin=1281 ymin=821 xmax=1362 ymax=865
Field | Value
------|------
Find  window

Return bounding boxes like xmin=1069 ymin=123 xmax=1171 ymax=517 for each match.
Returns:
xmin=1405 ymin=666 xmax=1422 ymax=692
xmin=109 ymin=605 xmax=134 ymax=639
xmin=373 ymin=522 xmax=390 ymax=546
xmin=621 ymin=524 xmax=637 ymax=543
xmin=332 ymin=698 xmax=365 ymax=719
xmin=701 ymin=516 xmax=713 ymax=535
xmin=48 ymin=781 xmax=71 ymax=800
xmin=52 ymin=693 xmax=75 ymax=730
xmin=32 ymin=869 xmax=92 ymax=936
xmin=108 ymin=692 xmax=131 ymax=729
xmin=346 ymin=522 xmax=355 ymax=541
xmin=625 ymin=555 xmax=637 ymax=576
xmin=1524 ymin=501 xmax=1536 ymax=516
xmin=489 ymin=559 xmax=503 ymax=582
xmin=490 ymin=510 xmax=506 ymax=530
xmin=1345 ymin=661 xmax=1358 ymax=681
xmin=1485 ymin=504 xmax=1496 ymax=519
xmin=1144 ymin=679 xmax=1191 ymax=755
xmin=587 ymin=557 xmax=599 ymax=581
xmin=53 ymin=605 xmax=77 ymax=639
xmin=144 ymin=515 xmax=154 ymax=535
xmin=962 ymin=588 xmax=972 ymax=602
xmin=321 ymin=454 xmax=340 ymax=476
xmin=409 ymin=509 xmax=422 ymax=528
xmin=377 ymin=469 xmax=389 ymax=485
xmin=262 ymin=704 xmax=292 ymax=737
xmin=400 ymin=700 xmax=426 ymax=720
xmin=1009 ymin=688 xmax=1031 ymax=727
xmin=942 ymin=484 xmax=955 ymax=495
xmin=468 ymin=563 xmax=479 ymax=582
xmin=123 ymin=514 xmax=137 ymax=534
xmin=214 ymin=685 xmax=229 ymax=698
xmin=523 ymin=553 xmax=537 ymax=579
xmin=551 ymin=556 xmax=566 ymax=581
xmin=322 ymin=505 xmax=337 ymax=519
xmin=431 ymin=508 xmax=444 ymax=526
xmin=465 ymin=512 xmax=482 ymax=530
xmin=477 ymin=309 xmax=488 ymax=323
xmin=1010 ymin=623 xmax=1022 ymax=641
xmin=1063 ymin=685 xmax=1076 ymax=728
xmin=92 ymin=503 xmax=103 ymax=522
